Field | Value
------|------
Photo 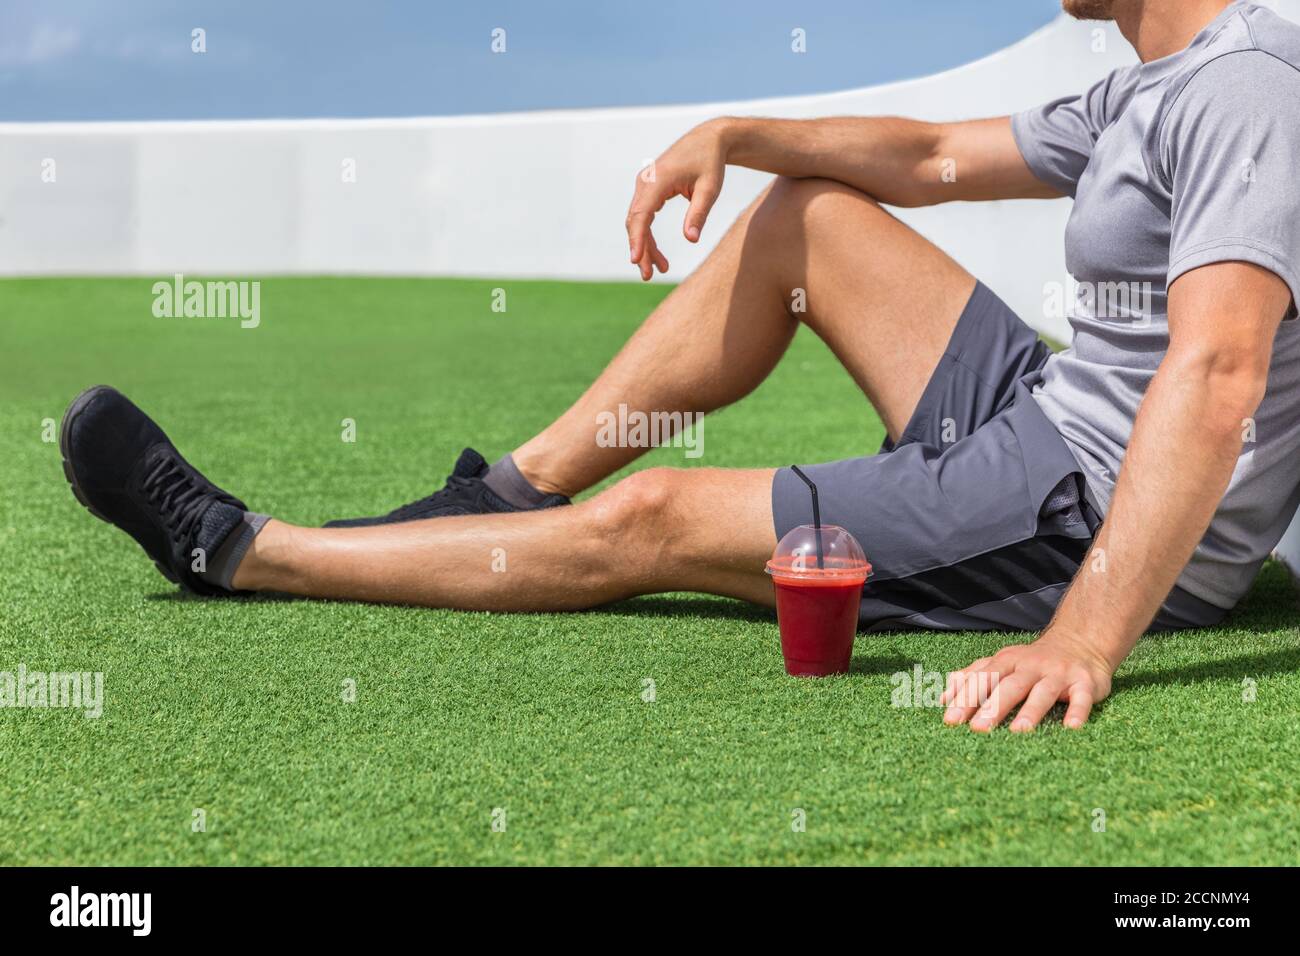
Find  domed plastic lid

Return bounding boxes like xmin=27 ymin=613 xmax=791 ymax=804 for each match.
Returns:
xmin=765 ymin=524 xmax=871 ymax=583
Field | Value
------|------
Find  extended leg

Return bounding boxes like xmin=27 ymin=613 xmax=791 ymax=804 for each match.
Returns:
xmin=234 ymin=468 xmax=778 ymax=610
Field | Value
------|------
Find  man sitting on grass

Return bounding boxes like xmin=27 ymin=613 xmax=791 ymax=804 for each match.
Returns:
xmin=61 ymin=0 xmax=1300 ymax=730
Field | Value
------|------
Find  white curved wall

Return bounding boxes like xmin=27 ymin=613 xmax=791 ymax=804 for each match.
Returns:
xmin=6 ymin=3 xmax=1296 ymax=334
xmin=0 ymin=11 xmax=1153 ymax=341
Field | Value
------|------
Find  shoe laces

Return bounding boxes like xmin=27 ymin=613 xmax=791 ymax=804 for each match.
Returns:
xmin=445 ymin=473 xmax=478 ymax=492
xmin=387 ymin=473 xmax=478 ymax=518
xmin=141 ymin=452 xmax=212 ymax=545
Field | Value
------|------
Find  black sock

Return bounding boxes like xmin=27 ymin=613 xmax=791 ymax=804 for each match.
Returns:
xmin=199 ymin=511 xmax=270 ymax=590
xmin=483 ymin=454 xmax=552 ymax=507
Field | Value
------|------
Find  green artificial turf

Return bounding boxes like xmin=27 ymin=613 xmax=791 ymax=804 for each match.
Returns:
xmin=1 ymin=276 xmax=1298 ymax=866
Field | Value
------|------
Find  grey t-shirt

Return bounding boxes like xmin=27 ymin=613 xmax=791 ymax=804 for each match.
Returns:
xmin=1011 ymin=1 xmax=1300 ymax=609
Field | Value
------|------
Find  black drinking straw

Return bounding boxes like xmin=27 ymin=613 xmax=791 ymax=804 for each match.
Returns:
xmin=789 ymin=466 xmax=824 ymax=569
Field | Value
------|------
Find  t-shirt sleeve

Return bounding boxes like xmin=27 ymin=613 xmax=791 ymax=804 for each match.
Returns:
xmin=1010 ymin=69 xmax=1124 ymax=198
xmin=1163 ymin=51 xmax=1300 ymax=313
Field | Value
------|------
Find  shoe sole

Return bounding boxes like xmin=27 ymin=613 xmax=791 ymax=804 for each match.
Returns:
xmin=59 ymin=385 xmax=113 ymax=524
xmin=59 ymin=385 xmax=180 ymax=586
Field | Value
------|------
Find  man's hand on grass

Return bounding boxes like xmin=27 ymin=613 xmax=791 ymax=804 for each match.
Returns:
xmin=940 ymin=629 xmax=1114 ymax=732
xmin=625 ymin=120 xmax=728 ymax=280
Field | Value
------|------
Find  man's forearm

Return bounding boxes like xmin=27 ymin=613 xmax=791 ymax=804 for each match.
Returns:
xmin=1047 ymin=350 xmax=1262 ymax=668
xmin=714 ymin=115 xmax=1057 ymax=206
xmin=717 ymin=116 xmax=944 ymax=206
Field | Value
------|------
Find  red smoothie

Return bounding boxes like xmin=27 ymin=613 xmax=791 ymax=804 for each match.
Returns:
xmin=770 ymin=573 xmax=866 ymax=676
xmin=765 ymin=523 xmax=871 ymax=678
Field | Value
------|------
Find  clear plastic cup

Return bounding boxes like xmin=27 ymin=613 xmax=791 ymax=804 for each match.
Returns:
xmin=765 ymin=524 xmax=871 ymax=677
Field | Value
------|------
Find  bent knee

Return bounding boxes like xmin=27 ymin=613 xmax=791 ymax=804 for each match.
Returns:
xmin=758 ymin=176 xmax=883 ymax=229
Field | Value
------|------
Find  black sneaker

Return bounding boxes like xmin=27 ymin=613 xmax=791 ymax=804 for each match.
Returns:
xmin=324 ymin=448 xmax=570 ymax=528
xmin=60 ymin=385 xmax=249 ymax=596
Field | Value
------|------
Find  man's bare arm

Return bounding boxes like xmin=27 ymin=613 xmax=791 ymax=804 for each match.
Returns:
xmin=943 ymin=261 xmax=1290 ymax=731
xmin=722 ymin=116 xmax=1060 ymax=206
xmin=625 ymin=115 xmax=1057 ymax=280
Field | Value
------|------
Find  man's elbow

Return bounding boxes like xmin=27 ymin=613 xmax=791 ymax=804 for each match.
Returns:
xmin=885 ymin=121 xmax=951 ymax=208
xmin=1166 ymin=343 xmax=1270 ymax=430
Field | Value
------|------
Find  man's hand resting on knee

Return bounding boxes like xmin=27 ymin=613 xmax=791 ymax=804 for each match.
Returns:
xmin=625 ymin=114 xmax=1057 ymax=280
xmin=625 ymin=120 xmax=728 ymax=280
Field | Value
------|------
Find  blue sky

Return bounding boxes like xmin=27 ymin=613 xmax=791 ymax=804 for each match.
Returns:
xmin=0 ymin=0 xmax=1063 ymax=121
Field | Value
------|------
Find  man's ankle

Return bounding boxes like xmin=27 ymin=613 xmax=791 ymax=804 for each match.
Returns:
xmin=499 ymin=450 xmax=570 ymax=498
xmin=199 ymin=510 xmax=270 ymax=591
xmin=229 ymin=518 xmax=289 ymax=591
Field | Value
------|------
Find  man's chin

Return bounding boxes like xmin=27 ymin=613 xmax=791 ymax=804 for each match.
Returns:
xmin=1062 ymin=0 xmax=1117 ymax=21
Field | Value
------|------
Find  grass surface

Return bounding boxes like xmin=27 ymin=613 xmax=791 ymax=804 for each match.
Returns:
xmin=1 ymin=276 xmax=1299 ymax=866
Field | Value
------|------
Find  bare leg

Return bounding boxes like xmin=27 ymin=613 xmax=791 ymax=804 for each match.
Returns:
xmin=514 ymin=177 xmax=976 ymax=496
xmin=234 ymin=468 xmax=778 ymax=610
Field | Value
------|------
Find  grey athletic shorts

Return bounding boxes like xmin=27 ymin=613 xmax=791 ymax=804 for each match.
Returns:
xmin=771 ymin=281 xmax=1225 ymax=632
